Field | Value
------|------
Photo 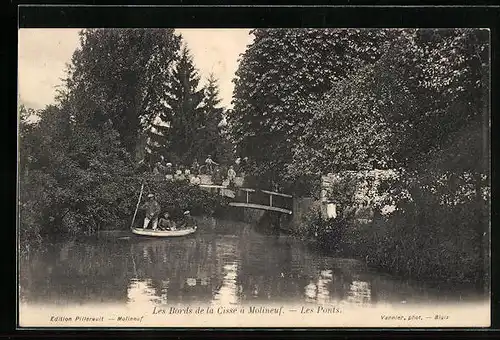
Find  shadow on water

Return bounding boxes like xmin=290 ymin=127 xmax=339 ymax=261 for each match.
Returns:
xmin=19 ymin=216 xmax=485 ymax=308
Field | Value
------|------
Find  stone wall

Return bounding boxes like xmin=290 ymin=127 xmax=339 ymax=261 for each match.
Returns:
xmin=321 ymin=169 xmax=400 ymax=220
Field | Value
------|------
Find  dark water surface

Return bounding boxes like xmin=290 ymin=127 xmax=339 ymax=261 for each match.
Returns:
xmin=19 ymin=217 xmax=483 ymax=308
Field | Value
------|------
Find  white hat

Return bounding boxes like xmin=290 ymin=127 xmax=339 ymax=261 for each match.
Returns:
xmin=147 ymin=194 xmax=154 ymax=198
xmin=166 ymin=163 xmax=172 ymax=166
xmin=183 ymin=210 xmax=190 ymax=215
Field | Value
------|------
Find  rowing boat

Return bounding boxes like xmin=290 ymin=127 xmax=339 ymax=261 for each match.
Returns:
xmin=131 ymin=225 xmax=197 ymax=237
xmin=130 ymin=183 xmax=197 ymax=237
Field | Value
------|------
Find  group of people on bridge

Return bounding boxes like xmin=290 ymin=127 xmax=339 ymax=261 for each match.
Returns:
xmin=148 ymin=155 xmax=250 ymax=187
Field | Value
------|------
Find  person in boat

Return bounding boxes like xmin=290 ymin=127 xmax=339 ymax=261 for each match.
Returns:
xmin=158 ymin=160 xmax=167 ymax=173
xmin=141 ymin=193 xmax=161 ymax=230
xmin=164 ymin=163 xmax=174 ymax=181
xmin=158 ymin=212 xmax=177 ymax=231
xmin=159 ymin=161 xmax=168 ymax=179
xmin=152 ymin=163 xmax=162 ymax=181
xmin=182 ymin=210 xmax=195 ymax=229
xmin=205 ymin=155 xmax=218 ymax=174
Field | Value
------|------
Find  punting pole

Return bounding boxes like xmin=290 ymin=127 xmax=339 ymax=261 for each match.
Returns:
xmin=130 ymin=182 xmax=145 ymax=230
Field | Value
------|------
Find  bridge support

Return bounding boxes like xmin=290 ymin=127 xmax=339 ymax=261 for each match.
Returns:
xmin=279 ymin=196 xmax=316 ymax=233
xmin=241 ymin=207 xmax=266 ymax=224
xmin=269 ymin=211 xmax=282 ymax=231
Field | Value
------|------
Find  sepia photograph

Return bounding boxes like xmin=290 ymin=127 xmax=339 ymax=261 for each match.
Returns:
xmin=17 ymin=27 xmax=491 ymax=328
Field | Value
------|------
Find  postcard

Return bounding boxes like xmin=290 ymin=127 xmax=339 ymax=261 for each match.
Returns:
xmin=18 ymin=27 xmax=491 ymax=328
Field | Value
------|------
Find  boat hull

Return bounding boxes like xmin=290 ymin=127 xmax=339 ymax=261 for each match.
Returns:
xmin=131 ymin=226 xmax=197 ymax=237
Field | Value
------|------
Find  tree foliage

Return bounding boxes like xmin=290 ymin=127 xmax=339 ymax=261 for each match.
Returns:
xmin=290 ymin=29 xmax=489 ymax=176
xmin=19 ymin=104 xmax=138 ymax=240
xmin=197 ymin=73 xmax=232 ymax=164
xmin=284 ymin=29 xmax=489 ymax=287
xmin=147 ymin=46 xmax=204 ymax=164
xmin=62 ymin=28 xmax=181 ymax=156
xmin=230 ymin=28 xmax=391 ymax=186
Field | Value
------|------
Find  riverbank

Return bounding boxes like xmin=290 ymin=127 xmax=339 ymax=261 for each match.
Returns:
xmin=19 ymin=177 xmax=229 ymax=254
xmin=294 ymin=200 xmax=487 ymax=292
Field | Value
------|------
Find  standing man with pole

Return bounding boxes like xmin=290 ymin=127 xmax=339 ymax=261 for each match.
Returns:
xmin=141 ymin=193 xmax=161 ymax=230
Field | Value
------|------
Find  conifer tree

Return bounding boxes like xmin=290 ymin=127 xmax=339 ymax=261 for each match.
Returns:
xmin=148 ymin=46 xmax=204 ymax=164
xmin=195 ymin=73 xmax=231 ymax=164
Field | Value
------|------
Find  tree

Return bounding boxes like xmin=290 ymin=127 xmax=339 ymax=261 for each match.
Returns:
xmin=230 ymin=28 xmax=392 ymax=187
xmin=19 ymin=100 xmax=139 ymax=240
xmin=194 ymin=73 xmax=232 ymax=164
xmin=285 ymin=29 xmax=489 ymax=288
xmin=18 ymin=105 xmax=40 ymax=176
xmin=62 ymin=28 xmax=181 ymax=157
xmin=290 ymin=29 xmax=489 ymax=176
xmin=288 ymin=64 xmax=399 ymax=176
xmin=147 ymin=46 xmax=204 ymax=165
xmin=290 ymin=30 xmax=489 ymax=287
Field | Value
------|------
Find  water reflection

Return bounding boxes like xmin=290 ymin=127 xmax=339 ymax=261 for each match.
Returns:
xmin=213 ymin=262 xmax=240 ymax=305
xmin=19 ymin=217 xmax=483 ymax=308
xmin=127 ymin=279 xmax=162 ymax=307
xmin=346 ymin=280 xmax=372 ymax=306
xmin=317 ymin=270 xmax=333 ymax=303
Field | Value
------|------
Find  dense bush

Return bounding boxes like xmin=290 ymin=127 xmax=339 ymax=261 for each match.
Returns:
xmin=18 ymin=105 xmax=140 ymax=239
xmin=294 ymin=203 xmax=353 ymax=251
xmin=141 ymin=175 xmax=229 ymax=220
xmin=340 ymin=195 xmax=486 ymax=286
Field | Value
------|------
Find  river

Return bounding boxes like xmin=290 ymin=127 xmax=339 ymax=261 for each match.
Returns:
xmin=19 ymin=217 xmax=483 ymax=310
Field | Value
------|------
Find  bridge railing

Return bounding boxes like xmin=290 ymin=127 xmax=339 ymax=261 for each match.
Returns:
xmin=231 ymin=187 xmax=293 ymax=214
xmin=198 ymin=185 xmax=293 ymax=214
xmin=261 ymin=190 xmax=293 ymax=209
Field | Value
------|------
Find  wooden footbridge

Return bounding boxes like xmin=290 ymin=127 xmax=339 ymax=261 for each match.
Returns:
xmin=199 ymin=184 xmax=293 ymax=215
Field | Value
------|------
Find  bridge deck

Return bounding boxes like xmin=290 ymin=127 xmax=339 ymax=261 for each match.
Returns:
xmin=228 ymin=202 xmax=292 ymax=215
